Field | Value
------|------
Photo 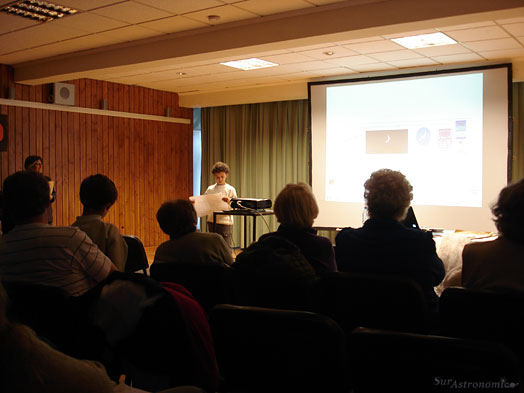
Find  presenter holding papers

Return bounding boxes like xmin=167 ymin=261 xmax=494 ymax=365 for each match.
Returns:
xmin=204 ymin=161 xmax=237 ymax=248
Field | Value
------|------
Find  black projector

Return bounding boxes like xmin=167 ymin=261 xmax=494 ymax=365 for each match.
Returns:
xmin=231 ymin=198 xmax=272 ymax=210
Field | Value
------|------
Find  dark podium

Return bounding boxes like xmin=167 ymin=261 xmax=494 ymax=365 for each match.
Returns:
xmin=213 ymin=209 xmax=274 ymax=249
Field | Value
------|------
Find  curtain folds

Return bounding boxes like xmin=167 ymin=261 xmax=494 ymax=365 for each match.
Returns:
xmin=201 ymin=100 xmax=309 ymax=248
xmin=202 ymin=85 xmax=524 ymax=247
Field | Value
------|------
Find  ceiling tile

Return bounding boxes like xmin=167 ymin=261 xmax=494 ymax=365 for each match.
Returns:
xmin=51 ymin=12 xmax=129 ymax=33
xmin=501 ymin=23 xmax=524 ymax=37
xmin=139 ymin=15 xmax=208 ymax=33
xmin=0 ymin=12 xmax=40 ymax=35
xmin=495 ymin=17 xmax=524 ymax=24
xmin=349 ymin=63 xmax=397 ymax=72
xmin=305 ymin=0 xmax=347 ymax=4
xmin=296 ymin=45 xmax=359 ymax=60
xmin=445 ymin=26 xmax=509 ymax=42
xmin=336 ymin=36 xmax=384 ymax=45
xmin=343 ymin=40 xmax=404 ymax=54
xmin=92 ymin=25 xmax=165 ymax=46
xmin=260 ymin=52 xmax=322 ymax=64
xmin=59 ymin=0 xmax=124 ymax=11
xmin=479 ymin=48 xmax=524 ymax=60
xmin=326 ymin=54 xmax=379 ymax=67
xmin=413 ymin=44 xmax=471 ymax=57
xmin=438 ymin=21 xmax=495 ymax=31
xmin=0 ymin=23 xmax=88 ymax=55
xmin=132 ymin=0 xmax=224 ymax=15
xmin=308 ymin=67 xmax=356 ymax=77
xmin=464 ymin=37 xmax=522 ymax=52
xmin=290 ymin=42 xmax=337 ymax=51
xmin=368 ymin=49 xmax=424 ymax=62
xmin=91 ymin=2 xmax=173 ymax=24
xmin=387 ymin=58 xmax=439 ymax=68
xmin=431 ymin=53 xmax=485 ymax=64
xmin=183 ymin=4 xmax=259 ymax=25
xmin=383 ymin=29 xmax=436 ymax=39
xmin=233 ymin=0 xmax=314 ymax=16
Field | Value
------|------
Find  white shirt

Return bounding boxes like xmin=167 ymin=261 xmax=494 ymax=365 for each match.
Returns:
xmin=205 ymin=183 xmax=237 ymax=225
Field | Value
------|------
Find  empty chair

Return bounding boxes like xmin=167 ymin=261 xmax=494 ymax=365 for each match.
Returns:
xmin=349 ymin=327 xmax=521 ymax=393
xmin=209 ymin=304 xmax=350 ymax=393
xmin=123 ymin=234 xmax=149 ymax=275
xmin=439 ymin=286 xmax=524 ymax=362
xmin=312 ymin=272 xmax=431 ymax=335
xmin=150 ymin=261 xmax=232 ymax=311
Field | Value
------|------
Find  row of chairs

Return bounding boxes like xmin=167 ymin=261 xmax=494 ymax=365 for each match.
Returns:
xmin=209 ymin=304 xmax=522 ymax=393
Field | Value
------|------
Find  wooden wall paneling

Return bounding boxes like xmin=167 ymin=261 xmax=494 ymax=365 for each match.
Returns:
xmin=57 ymin=111 xmax=65 ymax=226
xmin=15 ymin=99 xmax=22 ymax=171
xmin=0 ymin=105 xmax=7 ymax=181
xmin=21 ymin=86 xmax=29 ymax=165
xmin=67 ymin=111 xmax=74 ymax=224
xmin=48 ymin=109 xmax=55 ymax=200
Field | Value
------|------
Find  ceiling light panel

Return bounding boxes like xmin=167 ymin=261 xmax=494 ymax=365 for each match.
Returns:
xmin=391 ymin=32 xmax=457 ymax=49
xmin=220 ymin=58 xmax=278 ymax=70
xmin=1 ymin=1 xmax=77 ymax=21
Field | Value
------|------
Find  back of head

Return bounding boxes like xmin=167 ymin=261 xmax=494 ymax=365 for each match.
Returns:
xmin=3 ymin=171 xmax=50 ymax=223
xmin=23 ymin=155 xmax=43 ymax=171
xmin=157 ymin=199 xmax=197 ymax=239
xmin=492 ymin=178 xmax=524 ymax=244
xmin=211 ymin=161 xmax=229 ymax=174
xmin=274 ymin=183 xmax=319 ymax=229
xmin=364 ymin=169 xmax=413 ymax=221
xmin=79 ymin=174 xmax=118 ymax=210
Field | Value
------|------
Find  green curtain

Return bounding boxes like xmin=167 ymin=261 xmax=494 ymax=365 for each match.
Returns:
xmin=201 ymin=85 xmax=524 ymax=247
xmin=512 ymin=82 xmax=524 ymax=182
xmin=201 ymin=100 xmax=310 ymax=248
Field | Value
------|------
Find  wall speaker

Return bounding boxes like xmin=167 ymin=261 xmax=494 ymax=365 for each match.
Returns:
xmin=51 ymin=82 xmax=75 ymax=106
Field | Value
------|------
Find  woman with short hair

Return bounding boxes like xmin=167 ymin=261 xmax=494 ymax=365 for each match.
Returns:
xmin=335 ymin=169 xmax=445 ymax=310
xmin=258 ymin=182 xmax=336 ymax=274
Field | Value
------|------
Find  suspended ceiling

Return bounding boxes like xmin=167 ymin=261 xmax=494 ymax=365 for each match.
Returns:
xmin=1 ymin=0 xmax=524 ymax=107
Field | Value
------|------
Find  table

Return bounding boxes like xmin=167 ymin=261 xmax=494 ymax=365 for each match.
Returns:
xmin=433 ymin=230 xmax=497 ymax=296
xmin=214 ymin=209 xmax=275 ymax=249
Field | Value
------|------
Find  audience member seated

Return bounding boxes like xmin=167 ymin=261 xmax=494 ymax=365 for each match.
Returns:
xmin=0 ymin=171 xmax=117 ymax=296
xmin=462 ymin=178 xmax=524 ymax=292
xmin=72 ymin=174 xmax=128 ymax=271
xmin=154 ymin=199 xmax=233 ymax=267
xmin=0 ymin=280 xmax=116 ymax=393
xmin=232 ymin=235 xmax=317 ymax=310
xmin=258 ymin=183 xmax=337 ymax=274
xmin=335 ymin=169 xmax=445 ymax=311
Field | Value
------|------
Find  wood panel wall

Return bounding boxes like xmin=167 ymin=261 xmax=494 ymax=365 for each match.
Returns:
xmin=0 ymin=65 xmax=193 ymax=248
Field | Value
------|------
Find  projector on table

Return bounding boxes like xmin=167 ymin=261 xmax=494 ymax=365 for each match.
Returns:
xmin=230 ymin=198 xmax=272 ymax=210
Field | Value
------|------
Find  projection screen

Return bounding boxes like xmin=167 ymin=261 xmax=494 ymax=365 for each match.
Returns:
xmin=309 ymin=64 xmax=511 ymax=232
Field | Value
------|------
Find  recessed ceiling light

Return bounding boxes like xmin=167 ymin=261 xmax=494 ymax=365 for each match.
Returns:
xmin=176 ymin=72 xmax=186 ymax=76
xmin=391 ymin=32 xmax=456 ymax=49
xmin=208 ymin=14 xmax=220 ymax=22
xmin=323 ymin=51 xmax=335 ymax=56
xmin=220 ymin=58 xmax=278 ymax=71
xmin=1 ymin=1 xmax=78 ymax=22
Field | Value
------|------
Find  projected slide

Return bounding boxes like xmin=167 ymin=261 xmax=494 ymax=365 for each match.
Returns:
xmin=324 ymin=73 xmax=483 ymax=207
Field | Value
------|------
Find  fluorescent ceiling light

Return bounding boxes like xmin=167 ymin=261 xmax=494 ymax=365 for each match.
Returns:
xmin=220 ymin=58 xmax=278 ymax=71
xmin=1 ymin=1 xmax=78 ymax=22
xmin=391 ymin=32 xmax=457 ymax=49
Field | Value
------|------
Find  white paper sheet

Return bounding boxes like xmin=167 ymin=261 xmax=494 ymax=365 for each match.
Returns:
xmin=190 ymin=194 xmax=230 ymax=218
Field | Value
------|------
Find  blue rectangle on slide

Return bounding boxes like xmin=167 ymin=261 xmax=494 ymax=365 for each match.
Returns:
xmin=366 ymin=129 xmax=408 ymax=154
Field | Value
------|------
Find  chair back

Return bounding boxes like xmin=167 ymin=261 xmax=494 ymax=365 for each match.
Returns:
xmin=209 ymin=304 xmax=350 ymax=393
xmin=439 ymin=286 xmax=524 ymax=362
xmin=123 ymin=234 xmax=149 ymax=275
xmin=349 ymin=327 xmax=521 ymax=393
xmin=312 ymin=272 xmax=430 ymax=334
xmin=150 ymin=261 xmax=232 ymax=311
xmin=2 ymin=281 xmax=103 ymax=359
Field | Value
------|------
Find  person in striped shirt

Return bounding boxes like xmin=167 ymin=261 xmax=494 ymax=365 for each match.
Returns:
xmin=0 ymin=171 xmax=117 ymax=296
